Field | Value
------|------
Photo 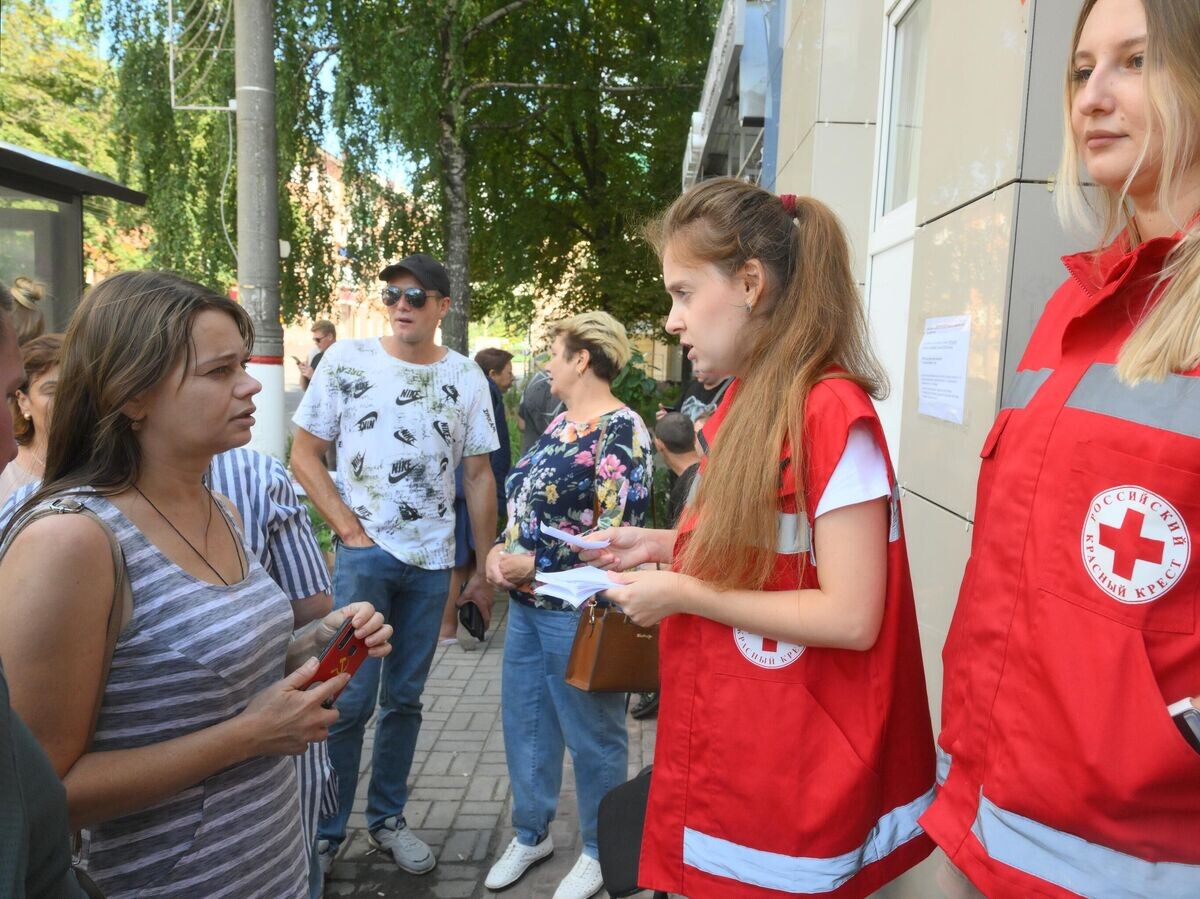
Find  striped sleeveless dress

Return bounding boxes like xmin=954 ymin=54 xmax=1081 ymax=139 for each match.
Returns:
xmin=77 ymin=495 xmax=307 ymax=898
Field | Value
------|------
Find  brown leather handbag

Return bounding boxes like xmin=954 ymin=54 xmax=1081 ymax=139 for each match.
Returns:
xmin=565 ymin=602 xmax=659 ymax=693
xmin=563 ymin=417 xmax=660 ymax=693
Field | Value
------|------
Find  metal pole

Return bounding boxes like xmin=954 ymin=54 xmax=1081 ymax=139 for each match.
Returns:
xmin=235 ymin=0 xmax=286 ymax=460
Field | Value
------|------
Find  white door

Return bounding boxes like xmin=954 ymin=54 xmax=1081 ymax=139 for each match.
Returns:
xmin=865 ymin=0 xmax=930 ymax=472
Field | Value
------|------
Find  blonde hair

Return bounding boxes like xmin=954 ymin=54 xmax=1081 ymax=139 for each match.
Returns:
xmin=1057 ymin=0 xmax=1200 ymax=384
xmin=645 ymin=178 xmax=886 ymax=593
xmin=549 ymin=311 xmax=632 ymax=383
xmin=10 ymin=276 xmax=46 ymax=346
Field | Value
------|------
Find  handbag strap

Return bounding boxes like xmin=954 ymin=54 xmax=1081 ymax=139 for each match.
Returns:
xmin=0 ymin=496 xmax=131 ymax=747
xmin=591 ymin=416 xmax=611 ymax=522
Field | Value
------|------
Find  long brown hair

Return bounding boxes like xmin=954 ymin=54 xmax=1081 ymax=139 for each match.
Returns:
xmin=645 ymin=178 xmax=887 ymax=592
xmin=7 ymin=272 xmax=252 ymax=534
xmin=1058 ymin=0 xmax=1200 ymax=384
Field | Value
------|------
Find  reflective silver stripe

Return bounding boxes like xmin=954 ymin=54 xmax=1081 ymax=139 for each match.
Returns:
xmin=936 ymin=747 xmax=951 ymax=785
xmin=683 ymin=788 xmax=934 ymax=893
xmin=776 ymin=512 xmax=812 ymax=555
xmin=972 ymin=793 xmax=1200 ymax=898
xmin=1066 ymin=363 xmax=1200 ymax=439
xmin=889 ymin=482 xmax=901 ymax=544
xmin=1002 ymin=368 xmax=1054 ymax=410
xmin=682 ymin=484 xmax=809 ymax=554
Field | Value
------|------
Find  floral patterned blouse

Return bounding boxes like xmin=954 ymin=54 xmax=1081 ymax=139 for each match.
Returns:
xmin=502 ymin=406 xmax=653 ymax=610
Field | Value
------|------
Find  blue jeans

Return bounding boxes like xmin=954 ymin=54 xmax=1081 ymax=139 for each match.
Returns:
xmin=502 ymin=600 xmax=628 ymax=858
xmin=317 ymin=543 xmax=451 ymax=845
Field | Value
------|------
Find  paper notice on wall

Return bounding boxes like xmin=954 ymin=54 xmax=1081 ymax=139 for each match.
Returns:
xmin=918 ymin=315 xmax=971 ymax=424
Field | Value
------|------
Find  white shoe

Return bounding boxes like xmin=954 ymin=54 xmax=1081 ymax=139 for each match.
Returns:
xmin=367 ymin=817 xmax=435 ymax=874
xmin=315 ymin=839 xmax=336 ymax=876
xmin=552 ymin=853 xmax=604 ymax=899
xmin=485 ymin=835 xmax=554 ymax=891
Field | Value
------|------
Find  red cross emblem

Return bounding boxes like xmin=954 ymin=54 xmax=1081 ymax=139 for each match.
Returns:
xmin=732 ymin=629 xmax=805 ymax=668
xmin=1082 ymin=486 xmax=1191 ymax=605
xmin=1098 ymin=508 xmax=1165 ymax=579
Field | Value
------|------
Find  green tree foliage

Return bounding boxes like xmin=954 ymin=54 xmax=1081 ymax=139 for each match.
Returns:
xmin=69 ymin=0 xmax=718 ymax=330
xmin=324 ymin=0 xmax=718 ymax=346
xmin=468 ymin=1 xmax=718 ymax=334
xmin=101 ymin=0 xmax=348 ymax=319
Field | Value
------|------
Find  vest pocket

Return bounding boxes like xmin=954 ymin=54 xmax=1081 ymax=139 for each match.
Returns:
xmin=1039 ymin=441 xmax=1197 ymax=634
xmin=979 ymin=408 xmax=1014 ymax=459
xmin=687 ymin=672 xmax=880 ymax=858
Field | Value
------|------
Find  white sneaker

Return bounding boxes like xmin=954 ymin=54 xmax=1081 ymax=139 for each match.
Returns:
xmin=552 ymin=853 xmax=604 ymax=899
xmin=368 ymin=817 xmax=435 ymax=874
xmin=484 ymin=835 xmax=554 ymax=891
xmin=315 ymin=839 xmax=336 ymax=876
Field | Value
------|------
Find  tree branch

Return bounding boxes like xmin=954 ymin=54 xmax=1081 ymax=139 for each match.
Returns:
xmin=469 ymin=102 xmax=548 ymax=132
xmin=462 ymin=0 xmax=537 ymax=47
xmin=460 ymin=81 xmax=697 ymax=104
xmin=530 ymin=148 xmax=587 ymax=198
xmin=301 ymin=42 xmax=341 ymax=58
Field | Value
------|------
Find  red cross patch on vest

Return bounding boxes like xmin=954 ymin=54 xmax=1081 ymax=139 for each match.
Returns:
xmin=1081 ymin=485 xmax=1191 ymax=603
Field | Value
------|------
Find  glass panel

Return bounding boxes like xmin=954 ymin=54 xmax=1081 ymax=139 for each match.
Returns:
xmin=0 ymin=184 xmax=80 ymax=329
xmin=883 ymin=0 xmax=930 ymax=214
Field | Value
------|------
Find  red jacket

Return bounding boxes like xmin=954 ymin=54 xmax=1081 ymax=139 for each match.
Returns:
xmin=921 ymin=233 xmax=1200 ymax=898
xmin=639 ymin=378 xmax=935 ymax=898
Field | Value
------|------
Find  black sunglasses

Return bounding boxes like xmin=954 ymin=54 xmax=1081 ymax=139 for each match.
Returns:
xmin=382 ymin=285 xmax=438 ymax=309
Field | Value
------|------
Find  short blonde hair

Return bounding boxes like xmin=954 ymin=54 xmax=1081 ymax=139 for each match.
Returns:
xmin=549 ymin=311 xmax=631 ymax=383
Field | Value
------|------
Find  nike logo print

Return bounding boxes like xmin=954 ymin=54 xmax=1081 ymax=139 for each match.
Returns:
xmin=389 ymin=460 xmax=420 ymax=484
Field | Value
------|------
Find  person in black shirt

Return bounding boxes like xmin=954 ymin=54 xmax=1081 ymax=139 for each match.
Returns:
xmin=656 ymin=370 xmax=731 ymax=424
xmin=516 ymin=367 xmax=563 ymax=457
xmin=655 ymin=413 xmax=702 ymax=526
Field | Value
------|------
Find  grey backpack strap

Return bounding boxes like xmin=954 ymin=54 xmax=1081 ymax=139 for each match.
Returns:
xmin=0 ymin=496 xmax=132 ymax=744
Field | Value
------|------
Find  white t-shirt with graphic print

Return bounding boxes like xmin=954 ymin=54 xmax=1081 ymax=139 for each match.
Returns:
xmin=293 ymin=339 xmax=499 ymax=569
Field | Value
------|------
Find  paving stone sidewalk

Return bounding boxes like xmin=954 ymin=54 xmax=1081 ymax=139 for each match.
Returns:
xmin=322 ymin=595 xmax=657 ymax=899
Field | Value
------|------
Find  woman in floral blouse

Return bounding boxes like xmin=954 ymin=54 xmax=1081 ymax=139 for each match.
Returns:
xmin=483 ymin=311 xmax=652 ymax=899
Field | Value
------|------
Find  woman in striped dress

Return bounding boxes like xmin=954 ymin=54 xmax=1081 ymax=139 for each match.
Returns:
xmin=0 ymin=271 xmax=392 ymax=898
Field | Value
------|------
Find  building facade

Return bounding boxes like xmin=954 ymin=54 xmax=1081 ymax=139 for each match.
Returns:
xmin=684 ymin=2 xmax=1091 ymax=894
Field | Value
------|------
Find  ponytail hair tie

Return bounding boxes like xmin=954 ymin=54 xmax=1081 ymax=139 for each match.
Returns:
xmin=779 ymin=194 xmax=798 ymax=219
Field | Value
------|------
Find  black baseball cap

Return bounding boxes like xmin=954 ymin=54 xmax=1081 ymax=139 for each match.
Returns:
xmin=379 ymin=253 xmax=451 ymax=296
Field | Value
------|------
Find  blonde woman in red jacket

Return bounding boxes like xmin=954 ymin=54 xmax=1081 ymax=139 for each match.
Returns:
xmin=919 ymin=1 xmax=1200 ymax=896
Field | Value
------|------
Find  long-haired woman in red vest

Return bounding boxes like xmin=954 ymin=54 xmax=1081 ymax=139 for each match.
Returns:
xmin=919 ymin=2 xmax=1200 ymax=897
xmin=582 ymin=178 xmax=936 ymax=898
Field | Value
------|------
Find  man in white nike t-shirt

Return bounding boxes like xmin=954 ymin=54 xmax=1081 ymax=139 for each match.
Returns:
xmin=291 ymin=253 xmax=498 ymax=878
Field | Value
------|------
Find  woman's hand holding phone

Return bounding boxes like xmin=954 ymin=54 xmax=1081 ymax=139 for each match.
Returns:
xmin=314 ymin=602 xmax=392 ymax=659
xmin=238 ymin=658 xmax=346 ymax=756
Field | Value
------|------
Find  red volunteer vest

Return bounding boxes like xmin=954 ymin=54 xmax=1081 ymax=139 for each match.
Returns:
xmin=922 ymin=233 xmax=1200 ymax=898
xmin=638 ymin=377 xmax=936 ymax=898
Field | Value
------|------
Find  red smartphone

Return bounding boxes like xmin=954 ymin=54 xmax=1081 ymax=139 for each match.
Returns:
xmin=308 ymin=618 xmax=370 ymax=707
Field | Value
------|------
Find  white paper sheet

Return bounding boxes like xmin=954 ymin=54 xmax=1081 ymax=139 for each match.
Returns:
xmin=538 ymin=523 xmax=612 ymax=550
xmin=533 ymin=565 xmax=617 ymax=608
xmin=917 ymin=315 xmax=971 ymax=424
